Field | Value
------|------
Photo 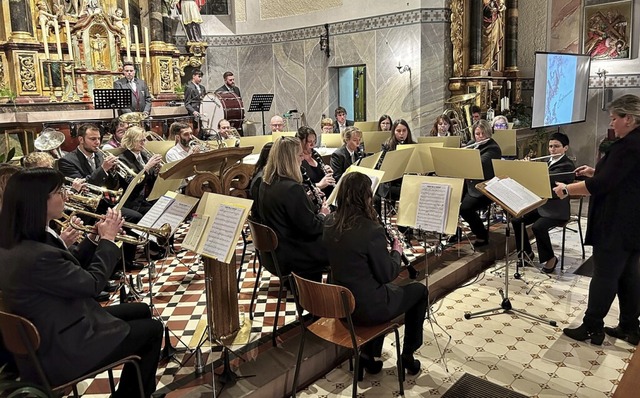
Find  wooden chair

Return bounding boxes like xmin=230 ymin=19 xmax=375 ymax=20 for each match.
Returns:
xmin=247 ymin=219 xmax=289 ymax=347
xmin=289 ymin=273 xmax=404 ymax=398
xmin=0 ymin=310 xmax=144 ymax=398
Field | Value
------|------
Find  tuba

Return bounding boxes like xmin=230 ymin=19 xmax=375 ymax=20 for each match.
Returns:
xmin=118 ymin=112 xmax=146 ymax=127
xmin=34 ymin=128 xmax=66 ymax=158
xmin=443 ymin=93 xmax=478 ymax=143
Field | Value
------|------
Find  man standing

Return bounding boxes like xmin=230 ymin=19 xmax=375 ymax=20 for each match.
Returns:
xmin=332 ymin=106 xmax=354 ymax=134
xmin=184 ymin=69 xmax=206 ymax=119
xmin=216 ymin=71 xmax=241 ymax=97
xmin=113 ymin=62 xmax=152 ymax=116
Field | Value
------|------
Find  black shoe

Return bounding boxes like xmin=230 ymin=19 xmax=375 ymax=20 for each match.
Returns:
xmin=473 ymin=239 xmax=489 ymax=248
xmin=94 ymin=291 xmax=111 ymax=302
xmin=149 ymin=247 xmax=167 ymax=260
xmin=447 ymin=228 xmax=462 ymax=244
xmin=110 ymin=271 xmax=124 ymax=281
xmin=542 ymin=257 xmax=558 ymax=274
xmin=604 ymin=325 xmax=640 ymax=346
xmin=401 ymin=354 xmax=421 ymax=376
xmin=105 ymin=280 xmax=119 ymax=293
xmin=563 ymin=324 xmax=605 ymax=345
xmin=356 ymin=355 xmax=383 ymax=381
xmin=125 ymin=261 xmax=145 ymax=271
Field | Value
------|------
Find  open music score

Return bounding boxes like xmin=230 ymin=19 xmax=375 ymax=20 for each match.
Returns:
xmin=327 ymin=165 xmax=385 ymax=206
xmin=481 ymin=176 xmax=546 ymax=217
xmin=416 ymin=182 xmax=451 ymax=234
xmin=133 ymin=192 xmax=199 ymax=242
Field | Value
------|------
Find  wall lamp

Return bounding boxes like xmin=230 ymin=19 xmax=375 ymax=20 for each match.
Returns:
xmin=319 ymin=24 xmax=330 ymax=58
xmin=396 ymin=61 xmax=411 ymax=74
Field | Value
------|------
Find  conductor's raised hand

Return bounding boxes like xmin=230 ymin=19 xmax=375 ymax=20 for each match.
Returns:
xmin=575 ymin=165 xmax=595 ymax=178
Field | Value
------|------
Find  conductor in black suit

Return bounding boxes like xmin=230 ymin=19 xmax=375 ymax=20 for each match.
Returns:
xmin=113 ymin=62 xmax=152 ymax=116
xmin=512 ymin=132 xmax=575 ymax=273
xmin=332 ymin=106 xmax=354 ymax=134
xmin=215 ymin=71 xmax=241 ymax=98
xmin=330 ymin=126 xmax=362 ymax=183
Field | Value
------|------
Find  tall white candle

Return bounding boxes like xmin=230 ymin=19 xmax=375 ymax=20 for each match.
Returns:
xmin=144 ymin=26 xmax=150 ymax=63
xmin=124 ymin=0 xmax=130 ymax=19
xmin=124 ymin=26 xmax=131 ymax=60
xmin=488 ymin=81 xmax=493 ymax=91
xmin=506 ymin=80 xmax=511 ymax=90
xmin=41 ymin=22 xmax=50 ymax=59
xmin=53 ymin=22 xmax=62 ymax=59
xmin=65 ymin=21 xmax=73 ymax=60
xmin=133 ymin=25 xmax=140 ymax=61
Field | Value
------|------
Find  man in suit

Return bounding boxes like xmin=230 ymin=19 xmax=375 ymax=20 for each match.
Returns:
xmin=330 ymin=126 xmax=362 ymax=182
xmin=215 ymin=71 xmax=241 ymax=98
xmin=332 ymin=106 xmax=354 ymax=134
xmin=113 ymin=62 xmax=152 ymax=116
xmin=184 ymin=69 xmax=206 ymax=119
xmin=513 ymin=132 xmax=575 ymax=273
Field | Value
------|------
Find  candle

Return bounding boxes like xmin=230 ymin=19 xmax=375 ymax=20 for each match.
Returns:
xmin=506 ymin=80 xmax=511 ymax=90
xmin=488 ymin=81 xmax=493 ymax=91
xmin=41 ymin=22 xmax=50 ymax=59
xmin=124 ymin=26 xmax=131 ymax=60
xmin=124 ymin=0 xmax=129 ymax=19
xmin=506 ymin=97 xmax=510 ymax=110
xmin=144 ymin=26 xmax=150 ymax=63
xmin=65 ymin=21 xmax=73 ymax=60
xmin=53 ymin=22 xmax=62 ymax=59
xmin=133 ymin=25 xmax=140 ymax=61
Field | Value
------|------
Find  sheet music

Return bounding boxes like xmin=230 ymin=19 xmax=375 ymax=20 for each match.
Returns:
xmin=485 ymin=177 xmax=541 ymax=214
xmin=151 ymin=199 xmax=196 ymax=234
xmin=369 ymin=175 xmax=379 ymax=192
xmin=415 ymin=183 xmax=451 ymax=233
xmin=182 ymin=215 xmax=209 ymax=251
xmin=136 ymin=196 xmax=173 ymax=229
xmin=202 ymin=204 xmax=245 ymax=262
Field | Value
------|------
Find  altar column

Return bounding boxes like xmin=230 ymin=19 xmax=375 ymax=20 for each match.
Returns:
xmin=6 ymin=0 xmax=35 ymax=42
xmin=504 ymin=0 xmax=519 ymax=75
xmin=468 ymin=0 xmax=484 ymax=72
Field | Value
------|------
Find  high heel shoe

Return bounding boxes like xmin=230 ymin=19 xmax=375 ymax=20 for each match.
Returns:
xmin=356 ymin=356 xmax=383 ymax=381
xmin=401 ymin=354 xmax=421 ymax=376
xmin=563 ymin=324 xmax=605 ymax=345
xmin=542 ymin=256 xmax=557 ymax=274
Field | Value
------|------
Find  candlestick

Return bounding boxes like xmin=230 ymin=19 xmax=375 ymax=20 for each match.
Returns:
xmin=144 ymin=26 xmax=150 ymax=63
xmin=506 ymin=80 xmax=511 ymax=90
xmin=41 ymin=22 xmax=50 ymax=59
xmin=65 ymin=21 xmax=73 ymax=60
xmin=488 ymin=81 xmax=493 ymax=91
xmin=124 ymin=0 xmax=129 ymax=19
xmin=133 ymin=25 xmax=140 ymax=61
xmin=124 ymin=26 xmax=131 ymax=60
xmin=53 ymin=22 xmax=62 ymax=59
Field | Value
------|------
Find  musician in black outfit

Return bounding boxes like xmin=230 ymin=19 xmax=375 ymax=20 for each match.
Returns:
xmin=259 ymin=137 xmax=330 ymax=281
xmin=457 ymin=119 xmax=502 ymax=247
xmin=512 ymin=132 xmax=575 ymax=273
xmin=323 ymin=172 xmax=427 ymax=378
xmin=249 ymin=142 xmax=273 ymax=223
xmin=330 ymin=126 xmax=362 ymax=183
xmin=296 ymin=126 xmax=335 ymax=197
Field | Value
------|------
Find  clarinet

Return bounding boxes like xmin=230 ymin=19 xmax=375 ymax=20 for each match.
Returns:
xmin=301 ymin=166 xmax=323 ymax=213
xmin=375 ymin=143 xmax=390 ymax=170
xmin=378 ymin=215 xmax=417 ymax=279
xmin=311 ymin=149 xmax=335 ymax=186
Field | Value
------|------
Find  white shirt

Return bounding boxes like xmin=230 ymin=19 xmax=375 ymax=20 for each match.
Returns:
xmin=165 ymin=144 xmax=190 ymax=163
xmin=548 ymin=153 xmax=565 ymax=168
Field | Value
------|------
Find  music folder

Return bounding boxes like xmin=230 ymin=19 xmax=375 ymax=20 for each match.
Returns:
xmin=327 ymin=165 xmax=384 ymax=207
xmin=476 ymin=176 xmax=547 ymax=219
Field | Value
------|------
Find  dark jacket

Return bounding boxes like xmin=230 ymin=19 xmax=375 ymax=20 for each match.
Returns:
xmin=118 ymin=149 xmax=157 ymax=211
xmin=330 ymin=145 xmax=354 ymax=182
xmin=215 ymin=84 xmax=241 ymax=98
xmin=585 ymin=128 xmax=640 ymax=250
xmin=466 ymin=138 xmax=502 ymax=198
xmin=258 ymin=177 xmax=328 ymax=275
xmin=0 ymin=238 xmax=125 ymax=386
xmin=323 ymin=215 xmax=402 ymax=324
xmin=57 ymin=148 xmax=118 ymax=188
xmin=332 ymin=119 xmax=354 ymax=134
xmin=538 ymin=155 xmax=575 ymax=220
xmin=113 ymin=77 xmax=152 ymax=114
xmin=184 ymin=81 xmax=207 ymax=116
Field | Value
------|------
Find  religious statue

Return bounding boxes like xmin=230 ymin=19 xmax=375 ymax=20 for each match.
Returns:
xmin=90 ymin=33 xmax=107 ymax=70
xmin=481 ymin=0 xmax=506 ymax=71
xmin=111 ymin=8 xmax=126 ymax=37
xmin=177 ymin=0 xmax=204 ymax=42
xmin=36 ymin=1 xmax=58 ymax=33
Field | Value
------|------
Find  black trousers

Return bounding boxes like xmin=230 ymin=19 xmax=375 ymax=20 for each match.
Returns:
xmin=459 ymin=194 xmax=492 ymax=241
xmin=360 ymin=283 xmax=428 ymax=358
xmin=583 ymin=245 xmax=640 ymax=331
xmin=98 ymin=303 xmax=163 ymax=398
xmin=512 ymin=210 xmax=567 ymax=263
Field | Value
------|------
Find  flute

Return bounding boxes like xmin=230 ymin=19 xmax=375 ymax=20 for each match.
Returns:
xmin=463 ymin=138 xmax=491 ymax=149
xmin=528 ymin=154 xmax=556 ymax=161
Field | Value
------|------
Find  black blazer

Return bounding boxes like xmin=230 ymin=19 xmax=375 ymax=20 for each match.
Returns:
xmin=584 ymin=128 xmax=640 ymax=250
xmin=0 ymin=238 xmax=125 ymax=386
xmin=323 ymin=215 xmax=403 ymax=325
xmin=258 ymin=177 xmax=328 ymax=275
xmin=466 ymin=138 xmax=502 ymax=198
xmin=113 ymin=77 xmax=152 ymax=114
xmin=330 ymin=145 xmax=354 ymax=182
xmin=184 ymin=81 xmax=207 ymax=115
xmin=332 ymin=119 xmax=354 ymax=134
xmin=538 ymin=155 xmax=575 ymax=220
xmin=215 ymin=84 xmax=241 ymax=98
xmin=118 ymin=150 xmax=156 ymax=210
xmin=57 ymin=148 xmax=118 ymax=188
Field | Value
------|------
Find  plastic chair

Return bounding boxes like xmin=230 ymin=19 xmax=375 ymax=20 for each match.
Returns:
xmin=289 ymin=273 xmax=404 ymax=398
xmin=0 ymin=310 xmax=144 ymax=398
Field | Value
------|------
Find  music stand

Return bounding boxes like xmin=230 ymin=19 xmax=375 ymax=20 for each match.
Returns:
xmin=247 ymin=94 xmax=274 ymax=135
xmin=93 ymin=88 xmax=132 ymax=120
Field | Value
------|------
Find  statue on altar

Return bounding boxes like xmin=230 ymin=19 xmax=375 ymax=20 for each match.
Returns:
xmin=481 ymin=0 xmax=506 ymax=71
xmin=36 ymin=1 xmax=58 ymax=32
xmin=110 ymin=7 xmax=127 ymax=37
xmin=90 ymin=33 xmax=107 ymax=70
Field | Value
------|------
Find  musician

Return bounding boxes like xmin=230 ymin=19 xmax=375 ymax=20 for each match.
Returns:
xmin=166 ymin=122 xmax=200 ymax=163
xmin=471 ymin=105 xmax=482 ymax=122
xmin=429 ymin=114 xmax=454 ymax=137
xmin=323 ymin=172 xmax=427 ymax=377
xmin=512 ymin=132 xmax=575 ymax=273
xmin=270 ymin=115 xmax=285 ymax=133
xmin=456 ymin=119 xmax=502 ymax=247
xmin=217 ymin=119 xmax=232 ymax=139
xmin=330 ymin=126 xmax=362 ymax=183
xmin=383 ymin=118 xmax=416 ymax=150
xmin=492 ymin=115 xmax=509 ymax=130
xmin=258 ymin=136 xmax=330 ymax=281
xmin=332 ymin=106 xmax=354 ymax=134
xmin=554 ymin=94 xmax=640 ymax=346
xmin=297 ymin=126 xmax=335 ymax=197
xmin=378 ymin=114 xmax=393 ymax=132
xmin=0 ymin=168 xmax=163 ymax=397
xmin=215 ymin=71 xmax=241 ymax=98
xmin=113 ymin=62 xmax=152 ymax=116
xmin=184 ymin=69 xmax=206 ymax=119
xmin=318 ymin=117 xmax=334 ymax=147
xmin=103 ymin=118 xmax=127 ymax=150
xmin=249 ymin=142 xmax=273 ymax=223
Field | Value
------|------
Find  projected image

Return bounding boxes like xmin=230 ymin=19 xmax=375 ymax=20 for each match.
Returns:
xmin=545 ymin=55 xmax=577 ymax=126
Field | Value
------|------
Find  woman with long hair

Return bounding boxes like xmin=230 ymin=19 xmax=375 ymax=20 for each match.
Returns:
xmin=324 ymin=172 xmax=428 ymax=378
xmin=383 ymin=119 xmax=416 ymax=150
xmin=429 ymin=114 xmax=454 ymax=137
xmin=249 ymin=142 xmax=273 ymax=222
xmin=378 ymin=114 xmax=393 ymax=132
xmin=0 ymin=168 xmax=162 ymax=397
xmin=296 ymin=126 xmax=335 ymax=197
xmin=259 ymin=137 xmax=330 ymax=281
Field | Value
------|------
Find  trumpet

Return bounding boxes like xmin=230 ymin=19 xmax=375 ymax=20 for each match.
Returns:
xmin=64 ymin=204 xmax=172 ymax=246
xmin=189 ymin=137 xmax=218 ymax=152
xmin=64 ymin=177 xmax=123 ymax=199
xmin=97 ymin=148 xmax=138 ymax=179
xmin=141 ymin=148 xmax=165 ymax=168
xmin=52 ymin=213 xmax=84 ymax=245
xmin=66 ymin=192 xmax=101 ymax=211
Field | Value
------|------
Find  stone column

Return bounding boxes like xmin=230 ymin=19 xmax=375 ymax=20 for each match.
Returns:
xmin=149 ymin=0 xmax=164 ymax=43
xmin=504 ymin=0 xmax=519 ymax=74
xmin=469 ymin=0 xmax=483 ymax=67
xmin=8 ymin=0 xmax=34 ymax=40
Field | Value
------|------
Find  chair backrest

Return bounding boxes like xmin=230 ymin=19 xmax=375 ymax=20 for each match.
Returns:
xmin=0 ymin=311 xmax=41 ymax=357
xmin=291 ymin=273 xmax=356 ymax=319
xmin=248 ymin=220 xmax=278 ymax=253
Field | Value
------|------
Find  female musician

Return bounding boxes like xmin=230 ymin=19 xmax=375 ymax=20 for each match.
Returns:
xmin=456 ymin=119 xmax=502 ymax=247
xmin=330 ymin=126 xmax=363 ymax=183
xmin=296 ymin=126 xmax=335 ymax=197
xmin=118 ymin=126 xmax=163 ymax=215
xmin=102 ymin=117 xmax=127 ymax=150
xmin=492 ymin=115 xmax=509 ymax=130
xmin=324 ymin=172 xmax=427 ymax=377
xmin=378 ymin=114 xmax=393 ymax=132
xmin=554 ymin=94 xmax=640 ymax=346
xmin=0 ymin=168 xmax=163 ymax=397
xmin=259 ymin=137 xmax=330 ymax=281
xmin=319 ymin=117 xmax=334 ymax=147
xmin=249 ymin=142 xmax=273 ymax=222
xmin=512 ymin=132 xmax=575 ymax=273
xmin=429 ymin=114 xmax=454 ymax=137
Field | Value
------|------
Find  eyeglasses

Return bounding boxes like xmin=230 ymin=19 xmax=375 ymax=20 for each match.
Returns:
xmin=494 ymin=122 xmax=508 ymax=128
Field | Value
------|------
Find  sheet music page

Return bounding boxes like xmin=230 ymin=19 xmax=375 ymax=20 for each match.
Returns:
xmin=136 ymin=196 xmax=173 ymax=229
xmin=151 ymin=199 xmax=196 ymax=236
xmin=182 ymin=215 xmax=209 ymax=252
xmin=369 ymin=175 xmax=379 ymax=192
xmin=201 ymin=204 xmax=245 ymax=261
xmin=485 ymin=177 xmax=540 ymax=214
xmin=415 ymin=183 xmax=451 ymax=233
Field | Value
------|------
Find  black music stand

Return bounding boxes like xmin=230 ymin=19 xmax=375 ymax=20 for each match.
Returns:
xmin=248 ymin=94 xmax=274 ymax=135
xmin=94 ymin=88 xmax=132 ymax=120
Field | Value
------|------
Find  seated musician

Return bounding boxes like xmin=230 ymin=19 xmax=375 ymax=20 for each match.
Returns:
xmin=258 ymin=137 xmax=330 ymax=281
xmin=269 ymin=115 xmax=285 ymax=133
xmin=330 ymin=126 xmax=362 ymax=183
xmin=512 ymin=132 xmax=575 ymax=273
xmin=492 ymin=115 xmax=509 ymax=130
xmin=378 ymin=114 xmax=393 ymax=132
xmin=429 ymin=114 xmax=454 ymax=137
xmin=0 ymin=168 xmax=163 ymax=398
xmin=216 ymin=119 xmax=232 ymax=139
xmin=318 ymin=117 xmax=334 ymax=147
xmin=323 ymin=172 xmax=427 ymax=377
xmin=296 ymin=126 xmax=335 ymax=197
xmin=117 ymin=126 xmax=163 ymax=215
xmin=249 ymin=142 xmax=273 ymax=223
xmin=103 ymin=118 xmax=127 ymax=150
xmin=165 ymin=121 xmax=200 ymax=163
xmin=456 ymin=119 xmax=502 ymax=247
